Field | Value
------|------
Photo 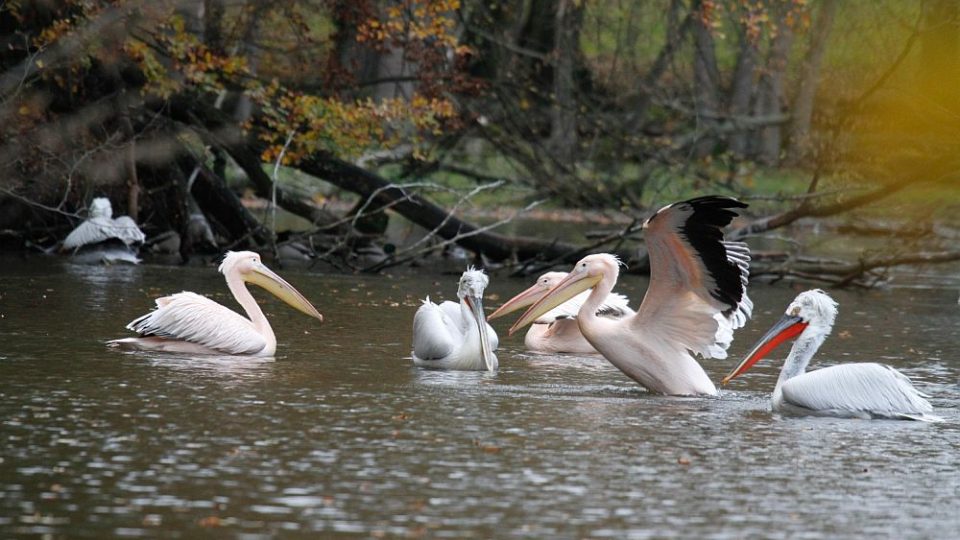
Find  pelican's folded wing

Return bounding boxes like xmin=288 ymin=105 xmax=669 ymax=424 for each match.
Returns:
xmin=127 ymin=292 xmax=266 ymax=355
xmin=633 ymin=196 xmax=752 ymax=359
xmin=412 ymin=298 xmax=456 ymax=361
xmin=781 ymin=363 xmax=935 ymax=419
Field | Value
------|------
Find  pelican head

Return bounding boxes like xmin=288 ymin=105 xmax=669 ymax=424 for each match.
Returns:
xmin=487 ymin=271 xmax=566 ymax=320
xmin=458 ymin=268 xmax=496 ymax=371
xmin=509 ymin=254 xmax=620 ymax=335
xmin=722 ymin=289 xmax=837 ymax=384
xmin=219 ymin=251 xmax=323 ymax=322
xmin=89 ymin=197 xmax=113 ymax=219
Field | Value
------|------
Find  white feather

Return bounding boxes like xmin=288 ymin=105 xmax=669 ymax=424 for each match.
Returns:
xmin=125 ymin=292 xmax=267 ymax=355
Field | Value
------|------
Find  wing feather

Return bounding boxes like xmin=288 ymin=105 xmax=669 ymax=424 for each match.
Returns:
xmin=63 ymin=218 xmax=115 ymax=250
xmin=126 ymin=292 xmax=266 ymax=355
xmin=781 ymin=364 xmax=935 ymax=418
xmin=63 ymin=216 xmax=146 ymax=250
xmin=634 ymin=197 xmax=751 ymax=359
xmin=412 ymin=298 xmax=457 ymax=360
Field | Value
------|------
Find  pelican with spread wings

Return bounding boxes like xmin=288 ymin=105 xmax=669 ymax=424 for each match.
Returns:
xmin=109 ymin=251 xmax=322 ymax=355
xmin=722 ymin=289 xmax=940 ymax=421
xmin=62 ymin=197 xmax=146 ymax=264
xmin=510 ymin=196 xmax=753 ymax=395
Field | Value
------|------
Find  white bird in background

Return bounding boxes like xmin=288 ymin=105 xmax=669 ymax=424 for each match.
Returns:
xmin=62 ymin=197 xmax=146 ymax=264
xmin=488 ymin=271 xmax=633 ymax=354
xmin=109 ymin=251 xmax=323 ymax=356
xmin=412 ymin=268 xmax=499 ymax=371
xmin=510 ymin=196 xmax=753 ymax=396
xmin=721 ymin=289 xmax=940 ymax=421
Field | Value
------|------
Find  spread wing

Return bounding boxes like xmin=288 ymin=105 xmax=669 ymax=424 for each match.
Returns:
xmin=63 ymin=216 xmax=146 ymax=250
xmin=111 ymin=216 xmax=147 ymax=245
xmin=63 ymin=217 xmax=116 ymax=250
xmin=782 ymin=363 xmax=935 ymax=419
xmin=126 ymin=292 xmax=266 ymax=355
xmin=633 ymin=196 xmax=753 ymax=359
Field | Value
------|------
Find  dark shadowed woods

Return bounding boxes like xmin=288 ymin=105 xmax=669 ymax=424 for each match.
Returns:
xmin=2 ymin=0 xmax=959 ymax=285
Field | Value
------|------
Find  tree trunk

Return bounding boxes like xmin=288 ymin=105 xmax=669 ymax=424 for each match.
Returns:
xmin=753 ymin=21 xmax=794 ymax=165
xmin=547 ymin=0 xmax=583 ymax=161
xmin=691 ymin=0 xmax=722 ymax=157
xmin=786 ymin=0 xmax=838 ymax=165
xmin=728 ymin=23 xmax=759 ymax=157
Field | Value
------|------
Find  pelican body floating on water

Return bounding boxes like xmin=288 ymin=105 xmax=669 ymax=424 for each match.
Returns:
xmin=109 ymin=251 xmax=322 ymax=356
xmin=510 ymin=196 xmax=753 ymax=396
xmin=488 ymin=271 xmax=632 ymax=354
xmin=412 ymin=268 xmax=498 ymax=371
xmin=722 ymin=289 xmax=940 ymax=421
xmin=62 ymin=197 xmax=146 ymax=264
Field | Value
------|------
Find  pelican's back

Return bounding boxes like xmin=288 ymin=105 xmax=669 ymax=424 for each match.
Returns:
xmin=412 ymin=299 xmax=457 ymax=362
xmin=780 ymin=363 xmax=938 ymax=420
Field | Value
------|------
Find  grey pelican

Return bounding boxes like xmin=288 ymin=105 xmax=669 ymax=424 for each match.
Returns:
xmin=62 ymin=197 xmax=146 ymax=264
xmin=412 ymin=268 xmax=498 ymax=371
xmin=488 ymin=271 xmax=632 ymax=354
xmin=509 ymin=196 xmax=753 ymax=395
xmin=722 ymin=289 xmax=940 ymax=421
xmin=109 ymin=251 xmax=322 ymax=355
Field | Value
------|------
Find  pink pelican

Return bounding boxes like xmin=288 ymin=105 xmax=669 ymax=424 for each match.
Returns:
xmin=109 ymin=251 xmax=322 ymax=355
xmin=722 ymin=289 xmax=940 ymax=421
xmin=488 ymin=271 xmax=632 ymax=354
xmin=509 ymin=196 xmax=753 ymax=395
xmin=412 ymin=268 xmax=498 ymax=371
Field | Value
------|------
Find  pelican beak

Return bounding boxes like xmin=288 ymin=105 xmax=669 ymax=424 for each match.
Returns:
xmin=509 ymin=271 xmax=601 ymax=335
xmin=465 ymin=295 xmax=497 ymax=371
xmin=721 ymin=314 xmax=807 ymax=384
xmin=487 ymin=283 xmax=544 ymax=321
xmin=245 ymin=263 xmax=324 ymax=322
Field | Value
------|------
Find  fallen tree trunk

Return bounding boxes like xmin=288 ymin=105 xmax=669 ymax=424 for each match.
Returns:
xmin=170 ymin=96 xmax=597 ymax=266
xmin=298 ymin=153 xmax=588 ymax=263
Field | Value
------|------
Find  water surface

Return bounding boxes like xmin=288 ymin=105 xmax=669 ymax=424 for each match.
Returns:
xmin=1 ymin=257 xmax=958 ymax=538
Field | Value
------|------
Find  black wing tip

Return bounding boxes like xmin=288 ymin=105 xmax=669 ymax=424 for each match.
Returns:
xmin=677 ymin=196 xmax=749 ymax=313
xmin=681 ymin=195 xmax=748 ymax=210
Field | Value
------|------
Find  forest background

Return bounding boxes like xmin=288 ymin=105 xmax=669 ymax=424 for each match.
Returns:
xmin=2 ymin=0 xmax=958 ymax=285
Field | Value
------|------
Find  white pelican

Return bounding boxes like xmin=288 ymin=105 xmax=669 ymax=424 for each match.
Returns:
xmin=488 ymin=271 xmax=632 ymax=354
xmin=412 ymin=268 xmax=498 ymax=371
xmin=721 ymin=289 xmax=940 ymax=421
xmin=109 ymin=251 xmax=322 ymax=355
xmin=510 ymin=196 xmax=753 ymax=395
xmin=62 ymin=197 xmax=146 ymax=264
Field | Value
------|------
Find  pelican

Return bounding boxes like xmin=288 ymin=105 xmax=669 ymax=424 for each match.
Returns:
xmin=721 ymin=290 xmax=940 ymax=421
xmin=488 ymin=271 xmax=632 ymax=354
xmin=412 ymin=268 xmax=498 ymax=371
xmin=62 ymin=197 xmax=146 ymax=264
xmin=108 ymin=251 xmax=322 ymax=355
xmin=510 ymin=196 xmax=753 ymax=395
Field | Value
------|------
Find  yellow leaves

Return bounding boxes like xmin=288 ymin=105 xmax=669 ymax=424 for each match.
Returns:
xmin=358 ymin=0 xmax=461 ymax=48
xmin=255 ymin=90 xmax=459 ymax=166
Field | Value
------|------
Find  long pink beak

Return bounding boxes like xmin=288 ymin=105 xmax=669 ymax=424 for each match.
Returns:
xmin=509 ymin=271 xmax=600 ymax=336
xmin=487 ymin=283 xmax=546 ymax=321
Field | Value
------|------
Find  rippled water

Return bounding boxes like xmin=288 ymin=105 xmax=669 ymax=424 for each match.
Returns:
xmin=1 ymin=256 xmax=958 ymax=538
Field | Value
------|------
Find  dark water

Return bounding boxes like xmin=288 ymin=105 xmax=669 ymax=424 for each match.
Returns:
xmin=1 ymin=257 xmax=958 ymax=538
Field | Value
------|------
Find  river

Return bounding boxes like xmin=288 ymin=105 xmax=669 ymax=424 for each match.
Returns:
xmin=1 ymin=256 xmax=958 ymax=538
